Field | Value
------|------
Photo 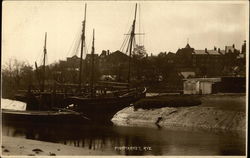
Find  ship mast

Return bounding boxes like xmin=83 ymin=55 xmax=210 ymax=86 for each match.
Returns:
xmin=127 ymin=4 xmax=137 ymax=85
xmin=90 ymin=29 xmax=95 ymax=97
xmin=41 ymin=32 xmax=47 ymax=92
xmin=79 ymin=4 xmax=87 ymax=90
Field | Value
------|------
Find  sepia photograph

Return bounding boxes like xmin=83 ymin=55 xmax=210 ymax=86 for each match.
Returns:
xmin=1 ymin=0 xmax=248 ymax=157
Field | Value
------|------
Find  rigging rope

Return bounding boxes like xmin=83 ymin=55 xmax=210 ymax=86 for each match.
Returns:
xmin=71 ymin=29 xmax=82 ymax=57
xmin=120 ymin=27 xmax=132 ymax=53
xmin=66 ymin=36 xmax=77 ymax=57
xmin=73 ymin=36 xmax=81 ymax=57
xmin=119 ymin=5 xmax=135 ymax=54
xmin=65 ymin=25 xmax=82 ymax=57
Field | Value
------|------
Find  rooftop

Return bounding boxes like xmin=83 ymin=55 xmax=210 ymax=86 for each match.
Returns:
xmin=194 ymin=49 xmax=225 ymax=55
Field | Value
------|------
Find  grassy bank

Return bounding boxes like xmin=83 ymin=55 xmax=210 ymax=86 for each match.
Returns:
xmin=134 ymin=95 xmax=201 ymax=110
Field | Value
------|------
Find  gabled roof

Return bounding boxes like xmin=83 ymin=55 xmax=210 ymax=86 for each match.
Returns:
xmin=208 ymin=50 xmax=225 ymax=55
xmin=105 ymin=50 xmax=129 ymax=62
xmin=109 ymin=50 xmax=128 ymax=58
xmin=100 ymin=51 xmax=107 ymax=57
xmin=194 ymin=49 xmax=225 ymax=55
xmin=67 ymin=55 xmax=80 ymax=61
xmin=194 ymin=50 xmax=206 ymax=55
xmin=167 ymin=52 xmax=176 ymax=57
xmin=71 ymin=55 xmax=79 ymax=59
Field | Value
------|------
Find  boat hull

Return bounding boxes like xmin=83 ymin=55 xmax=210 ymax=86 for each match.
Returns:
xmin=13 ymin=88 xmax=147 ymax=123
xmin=66 ymin=89 xmax=146 ymax=122
xmin=2 ymin=109 xmax=89 ymax=124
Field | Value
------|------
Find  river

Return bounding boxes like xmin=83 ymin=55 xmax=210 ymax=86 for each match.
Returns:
xmin=2 ymin=121 xmax=245 ymax=155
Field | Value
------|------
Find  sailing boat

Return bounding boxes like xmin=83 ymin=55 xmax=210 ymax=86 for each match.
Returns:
xmin=4 ymin=33 xmax=89 ymax=124
xmin=11 ymin=4 xmax=146 ymax=123
xmin=64 ymin=3 xmax=146 ymax=122
xmin=14 ymin=32 xmax=48 ymax=108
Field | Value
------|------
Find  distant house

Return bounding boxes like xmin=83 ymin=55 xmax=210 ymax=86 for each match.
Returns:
xmin=85 ymin=54 xmax=99 ymax=64
xmin=55 ymin=55 xmax=83 ymax=83
xmin=65 ymin=55 xmax=82 ymax=70
xmin=183 ymin=78 xmax=221 ymax=95
xmin=98 ymin=50 xmax=129 ymax=81
xmin=175 ymin=43 xmax=242 ymax=77
xmin=193 ymin=47 xmax=225 ymax=77
xmin=175 ymin=43 xmax=194 ymax=72
xmin=107 ymin=50 xmax=129 ymax=62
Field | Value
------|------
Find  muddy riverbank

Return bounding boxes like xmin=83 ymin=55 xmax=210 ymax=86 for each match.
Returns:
xmin=2 ymin=136 xmax=115 ymax=156
xmin=112 ymin=94 xmax=246 ymax=132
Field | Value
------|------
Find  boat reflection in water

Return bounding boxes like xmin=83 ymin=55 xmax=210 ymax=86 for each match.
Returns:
xmin=2 ymin=121 xmax=245 ymax=155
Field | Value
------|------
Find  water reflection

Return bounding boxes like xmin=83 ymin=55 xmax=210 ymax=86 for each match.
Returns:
xmin=2 ymin=121 xmax=245 ymax=155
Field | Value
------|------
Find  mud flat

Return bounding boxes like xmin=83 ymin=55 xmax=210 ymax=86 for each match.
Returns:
xmin=112 ymin=94 xmax=246 ymax=132
xmin=2 ymin=136 xmax=115 ymax=156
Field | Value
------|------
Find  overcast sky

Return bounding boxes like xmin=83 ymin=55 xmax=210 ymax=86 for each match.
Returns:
xmin=2 ymin=1 xmax=248 ymax=65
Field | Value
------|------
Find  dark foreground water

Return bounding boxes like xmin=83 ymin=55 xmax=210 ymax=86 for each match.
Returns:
xmin=2 ymin=121 xmax=245 ymax=155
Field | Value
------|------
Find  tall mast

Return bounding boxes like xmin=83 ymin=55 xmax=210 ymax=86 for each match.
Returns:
xmin=79 ymin=3 xmax=87 ymax=90
xmin=127 ymin=4 xmax=137 ymax=85
xmin=42 ymin=32 xmax=47 ymax=92
xmin=90 ymin=29 xmax=95 ymax=97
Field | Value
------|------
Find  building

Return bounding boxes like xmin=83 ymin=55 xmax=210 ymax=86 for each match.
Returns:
xmin=59 ymin=55 xmax=82 ymax=71
xmin=183 ymin=78 xmax=221 ymax=94
xmin=98 ymin=50 xmax=129 ymax=81
xmin=85 ymin=54 xmax=99 ymax=64
xmin=54 ymin=55 xmax=82 ymax=83
xmin=192 ymin=47 xmax=225 ymax=77
xmin=175 ymin=43 xmax=241 ymax=77
xmin=55 ymin=54 xmax=99 ymax=83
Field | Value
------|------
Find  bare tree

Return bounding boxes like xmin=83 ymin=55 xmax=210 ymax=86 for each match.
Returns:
xmin=2 ymin=58 xmax=33 ymax=98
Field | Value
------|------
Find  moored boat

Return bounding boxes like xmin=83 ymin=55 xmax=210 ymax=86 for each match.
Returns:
xmin=64 ymin=4 xmax=146 ymax=122
xmin=66 ymin=87 xmax=146 ymax=121
xmin=2 ymin=109 xmax=89 ymax=124
xmin=1 ymin=98 xmax=90 ymax=124
xmin=12 ymin=3 xmax=146 ymax=123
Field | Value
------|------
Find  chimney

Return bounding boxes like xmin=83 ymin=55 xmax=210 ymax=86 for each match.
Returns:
xmin=102 ymin=50 xmax=106 ymax=56
xmin=205 ymin=48 xmax=208 ymax=54
xmin=214 ymin=46 xmax=217 ymax=51
xmin=242 ymin=40 xmax=246 ymax=54
xmin=107 ymin=50 xmax=110 ymax=55
xmin=218 ymin=48 xmax=222 ymax=54
xmin=232 ymin=44 xmax=235 ymax=48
